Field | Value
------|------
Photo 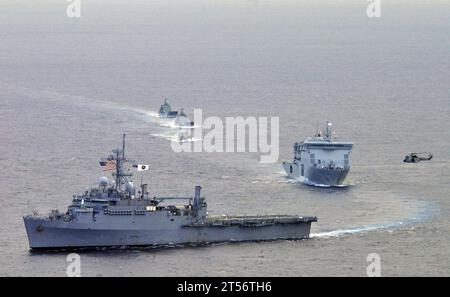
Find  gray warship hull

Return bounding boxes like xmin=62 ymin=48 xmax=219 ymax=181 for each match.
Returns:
xmin=24 ymin=215 xmax=315 ymax=249
xmin=23 ymin=135 xmax=317 ymax=251
xmin=283 ymin=161 xmax=350 ymax=187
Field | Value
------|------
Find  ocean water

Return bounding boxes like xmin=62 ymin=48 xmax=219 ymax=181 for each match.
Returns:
xmin=0 ymin=0 xmax=449 ymax=276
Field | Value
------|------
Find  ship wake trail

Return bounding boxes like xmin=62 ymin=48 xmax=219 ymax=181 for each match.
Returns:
xmin=18 ymin=87 xmax=163 ymax=125
xmin=18 ymin=85 xmax=197 ymax=143
xmin=311 ymin=225 xmax=389 ymax=238
xmin=150 ymin=133 xmax=201 ymax=143
xmin=311 ymin=203 xmax=435 ymax=239
xmin=44 ymin=88 xmax=200 ymax=135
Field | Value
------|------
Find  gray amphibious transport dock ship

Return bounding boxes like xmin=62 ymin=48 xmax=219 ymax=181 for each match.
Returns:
xmin=24 ymin=135 xmax=317 ymax=250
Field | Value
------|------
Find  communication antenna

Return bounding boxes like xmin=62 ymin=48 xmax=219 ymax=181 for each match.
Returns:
xmin=27 ymin=200 xmax=38 ymax=216
xmin=122 ymin=133 xmax=126 ymax=161
xmin=115 ymin=149 xmax=120 ymax=190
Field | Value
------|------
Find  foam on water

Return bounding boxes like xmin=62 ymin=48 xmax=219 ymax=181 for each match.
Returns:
xmin=150 ymin=133 xmax=179 ymax=142
xmin=311 ymin=224 xmax=392 ymax=238
xmin=158 ymin=119 xmax=200 ymax=129
xmin=311 ymin=201 xmax=437 ymax=239
xmin=278 ymin=171 xmax=349 ymax=188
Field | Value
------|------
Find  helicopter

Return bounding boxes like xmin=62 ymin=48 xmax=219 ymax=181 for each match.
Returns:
xmin=403 ymin=152 xmax=433 ymax=163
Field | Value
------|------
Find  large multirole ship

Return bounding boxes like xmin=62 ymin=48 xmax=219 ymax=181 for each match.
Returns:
xmin=24 ymin=135 xmax=317 ymax=250
xmin=283 ymin=122 xmax=353 ymax=187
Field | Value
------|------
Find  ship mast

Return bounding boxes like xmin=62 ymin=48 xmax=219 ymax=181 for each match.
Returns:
xmin=122 ymin=133 xmax=126 ymax=161
xmin=112 ymin=133 xmax=133 ymax=191
xmin=115 ymin=149 xmax=120 ymax=190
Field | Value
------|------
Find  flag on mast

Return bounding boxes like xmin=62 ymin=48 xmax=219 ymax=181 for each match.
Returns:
xmin=136 ymin=164 xmax=149 ymax=171
xmin=100 ymin=160 xmax=116 ymax=171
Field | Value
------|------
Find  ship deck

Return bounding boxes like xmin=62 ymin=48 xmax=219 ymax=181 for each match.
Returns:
xmin=187 ymin=215 xmax=317 ymax=228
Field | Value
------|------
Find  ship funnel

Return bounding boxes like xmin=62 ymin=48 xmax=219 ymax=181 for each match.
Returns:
xmin=195 ymin=186 xmax=201 ymax=201
xmin=141 ymin=184 xmax=148 ymax=199
xmin=193 ymin=186 xmax=202 ymax=218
